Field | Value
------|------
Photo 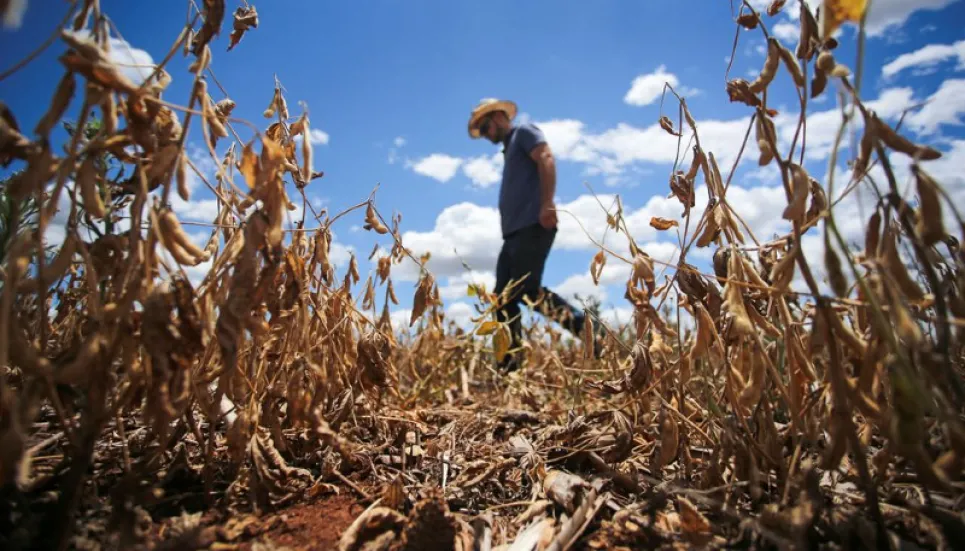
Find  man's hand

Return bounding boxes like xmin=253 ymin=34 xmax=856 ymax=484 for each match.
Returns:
xmin=539 ymin=202 xmax=558 ymax=229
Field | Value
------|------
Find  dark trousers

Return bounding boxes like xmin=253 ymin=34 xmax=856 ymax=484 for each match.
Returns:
xmin=493 ymin=224 xmax=585 ymax=366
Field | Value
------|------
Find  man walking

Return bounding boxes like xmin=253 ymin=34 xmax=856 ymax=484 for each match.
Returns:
xmin=468 ymin=98 xmax=600 ymax=372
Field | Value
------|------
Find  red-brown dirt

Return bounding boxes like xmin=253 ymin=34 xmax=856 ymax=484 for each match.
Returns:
xmin=238 ymin=493 xmax=365 ymax=551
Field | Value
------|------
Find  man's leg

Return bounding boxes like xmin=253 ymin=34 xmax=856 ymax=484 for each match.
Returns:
xmin=515 ymin=227 xmax=604 ymax=356
xmin=492 ymin=238 xmax=524 ymax=370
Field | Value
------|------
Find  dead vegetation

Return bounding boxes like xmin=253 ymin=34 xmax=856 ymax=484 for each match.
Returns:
xmin=1 ymin=0 xmax=965 ymax=549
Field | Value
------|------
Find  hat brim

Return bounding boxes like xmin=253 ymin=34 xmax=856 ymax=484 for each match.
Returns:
xmin=468 ymin=100 xmax=517 ymax=138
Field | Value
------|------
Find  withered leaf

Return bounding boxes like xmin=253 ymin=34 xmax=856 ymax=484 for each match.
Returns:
xmin=228 ymin=5 xmax=259 ymax=51
xmin=737 ymin=12 xmax=759 ymax=29
xmin=767 ymin=0 xmax=787 ymax=17
xmin=192 ymin=0 xmax=226 ymax=55
xmin=649 ymin=216 xmax=679 ymax=231
xmin=659 ymin=115 xmax=676 ymax=135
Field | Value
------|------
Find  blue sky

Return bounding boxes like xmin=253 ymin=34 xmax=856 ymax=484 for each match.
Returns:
xmin=2 ymin=0 xmax=965 ymax=333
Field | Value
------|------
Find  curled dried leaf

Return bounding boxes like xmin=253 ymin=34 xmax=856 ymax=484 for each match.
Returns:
xmin=659 ymin=116 xmax=676 ymax=135
xmin=737 ymin=12 xmax=759 ymax=29
xmin=767 ymin=0 xmax=787 ymax=17
xmin=228 ymin=5 xmax=259 ymax=51
xmin=590 ymin=250 xmax=606 ymax=285
xmin=726 ymin=78 xmax=762 ymax=108
xmin=649 ymin=216 xmax=679 ymax=231
xmin=364 ymin=202 xmax=389 ymax=234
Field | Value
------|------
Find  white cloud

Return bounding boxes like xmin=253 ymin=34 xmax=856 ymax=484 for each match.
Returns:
xmin=462 ymin=153 xmax=503 ymax=188
xmin=407 ymin=153 xmax=463 ymax=182
xmin=772 ymin=22 xmax=799 ymax=43
xmin=770 ymin=0 xmax=957 ymax=40
xmin=444 ymin=302 xmax=476 ymax=329
xmin=777 ymin=87 xmax=916 ymax=161
xmin=624 ymin=65 xmax=684 ymax=106
xmin=905 ymin=79 xmax=965 ymax=135
xmin=294 ymin=128 xmax=330 ymax=147
xmin=858 ymin=0 xmax=958 ymax=37
xmin=554 ymin=265 xmax=623 ymax=304
xmin=394 ymin=137 xmax=407 ymax=148
xmin=309 ymin=128 xmax=329 ymax=145
xmin=439 ymin=270 xmax=497 ymax=301
xmin=107 ymin=37 xmax=158 ymax=85
xmin=882 ymin=39 xmax=965 ymax=78
xmin=394 ymin=202 xmax=502 ymax=281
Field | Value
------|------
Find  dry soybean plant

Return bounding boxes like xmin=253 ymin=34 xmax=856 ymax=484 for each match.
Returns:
xmin=1 ymin=0 xmax=964 ymax=550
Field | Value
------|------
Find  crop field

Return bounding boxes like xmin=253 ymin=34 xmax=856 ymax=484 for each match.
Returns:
xmin=1 ymin=0 xmax=964 ymax=549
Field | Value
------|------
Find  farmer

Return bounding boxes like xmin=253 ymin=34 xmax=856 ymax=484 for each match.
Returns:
xmin=468 ymin=98 xmax=601 ymax=372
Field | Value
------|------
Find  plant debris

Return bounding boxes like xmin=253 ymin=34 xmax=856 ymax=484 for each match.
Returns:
xmin=1 ymin=1 xmax=964 ymax=550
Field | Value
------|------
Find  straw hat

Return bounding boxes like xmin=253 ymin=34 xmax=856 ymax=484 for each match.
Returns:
xmin=468 ymin=98 xmax=517 ymax=138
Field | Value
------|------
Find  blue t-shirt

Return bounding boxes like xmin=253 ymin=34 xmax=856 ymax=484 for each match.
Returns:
xmin=499 ymin=123 xmax=547 ymax=238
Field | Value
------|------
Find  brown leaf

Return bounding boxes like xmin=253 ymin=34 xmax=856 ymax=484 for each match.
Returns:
xmin=726 ymin=78 xmax=762 ymax=108
xmin=543 ymin=470 xmax=590 ymax=514
xmin=192 ymin=0 xmax=226 ymax=55
xmin=649 ymin=216 xmax=679 ymax=231
xmin=659 ymin=115 xmax=676 ymax=135
xmin=364 ymin=202 xmax=389 ymax=234
xmin=590 ymin=250 xmax=606 ymax=285
xmin=337 ymin=507 xmax=405 ymax=551
xmin=737 ymin=12 xmax=759 ymax=29
xmin=677 ymin=497 xmax=711 ymax=537
xmin=767 ymin=0 xmax=787 ymax=17
xmin=228 ymin=5 xmax=259 ymax=51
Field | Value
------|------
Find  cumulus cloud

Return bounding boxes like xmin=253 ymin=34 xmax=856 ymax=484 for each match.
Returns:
xmin=904 ymin=79 xmax=965 ymax=135
xmin=393 ymin=202 xmax=502 ymax=281
xmin=406 ymin=153 xmax=464 ymax=182
xmin=461 ymin=153 xmax=503 ymax=188
xmin=439 ymin=270 xmax=497 ymax=300
xmin=882 ymin=39 xmax=965 ymax=78
xmin=624 ymin=65 xmax=697 ymax=106
xmin=858 ymin=0 xmax=958 ymax=36
xmin=772 ymin=22 xmax=799 ymax=43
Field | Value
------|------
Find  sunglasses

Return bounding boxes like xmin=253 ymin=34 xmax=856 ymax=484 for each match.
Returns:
xmin=477 ymin=117 xmax=492 ymax=136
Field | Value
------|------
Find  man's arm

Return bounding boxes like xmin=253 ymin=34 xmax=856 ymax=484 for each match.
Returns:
xmin=530 ymin=142 xmax=558 ymax=228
